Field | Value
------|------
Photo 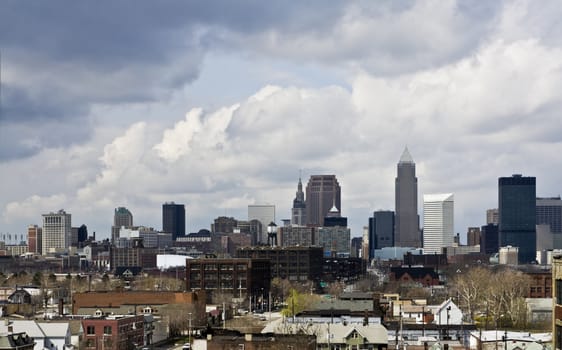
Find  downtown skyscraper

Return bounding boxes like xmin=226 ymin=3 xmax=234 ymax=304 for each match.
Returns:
xmin=162 ymin=202 xmax=186 ymax=240
xmin=395 ymin=147 xmax=420 ymax=247
xmin=423 ymin=193 xmax=454 ymax=254
xmin=291 ymin=177 xmax=306 ymax=226
xmin=305 ymin=175 xmax=341 ymax=227
xmin=498 ymin=174 xmax=536 ymax=264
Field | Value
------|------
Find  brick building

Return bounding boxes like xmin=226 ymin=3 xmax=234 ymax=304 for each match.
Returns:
xmin=207 ymin=331 xmax=316 ymax=350
xmin=81 ymin=313 xmax=144 ymax=350
xmin=185 ymin=258 xmax=270 ymax=304
xmin=236 ymin=246 xmax=324 ymax=283
xmin=389 ymin=266 xmax=439 ymax=286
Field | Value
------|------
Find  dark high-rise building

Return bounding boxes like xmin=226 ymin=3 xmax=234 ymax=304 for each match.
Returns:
xmin=162 ymin=202 xmax=186 ymax=240
xmin=291 ymin=177 xmax=307 ymax=226
xmin=112 ymin=207 xmax=133 ymax=243
xmin=368 ymin=210 xmax=395 ymax=259
xmin=498 ymin=174 xmax=536 ymax=263
xmin=480 ymin=223 xmax=499 ymax=254
xmin=305 ymin=175 xmax=341 ymax=227
xmin=77 ymin=224 xmax=88 ymax=245
xmin=395 ymin=147 xmax=420 ymax=247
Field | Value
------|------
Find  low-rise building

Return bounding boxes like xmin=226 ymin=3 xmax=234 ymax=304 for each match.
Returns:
xmin=186 ymin=258 xmax=270 ymax=304
xmin=81 ymin=312 xmax=144 ymax=350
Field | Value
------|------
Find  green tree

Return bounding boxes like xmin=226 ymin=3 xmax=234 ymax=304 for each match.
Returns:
xmin=281 ymin=289 xmax=319 ymax=318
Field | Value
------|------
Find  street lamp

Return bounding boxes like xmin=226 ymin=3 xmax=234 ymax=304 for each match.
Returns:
xmin=267 ymin=222 xmax=277 ymax=247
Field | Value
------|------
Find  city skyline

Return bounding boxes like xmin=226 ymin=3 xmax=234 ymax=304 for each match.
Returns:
xmin=1 ymin=2 xmax=562 ymax=240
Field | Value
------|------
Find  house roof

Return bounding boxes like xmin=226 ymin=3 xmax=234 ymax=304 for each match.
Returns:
xmin=390 ymin=267 xmax=438 ymax=279
xmin=0 ymin=320 xmax=44 ymax=338
xmin=37 ymin=322 xmax=70 ymax=338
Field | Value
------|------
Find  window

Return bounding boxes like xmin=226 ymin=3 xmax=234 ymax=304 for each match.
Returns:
xmin=86 ymin=326 xmax=95 ymax=335
xmin=104 ymin=326 xmax=112 ymax=335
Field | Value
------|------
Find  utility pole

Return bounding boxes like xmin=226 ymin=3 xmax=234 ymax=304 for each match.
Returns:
xmin=188 ymin=312 xmax=192 ymax=345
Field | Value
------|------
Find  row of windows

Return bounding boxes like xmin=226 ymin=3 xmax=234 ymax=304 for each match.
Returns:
xmin=86 ymin=325 xmax=112 ymax=335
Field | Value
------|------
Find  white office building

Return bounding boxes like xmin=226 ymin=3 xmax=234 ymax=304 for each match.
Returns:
xmin=423 ymin=193 xmax=454 ymax=254
xmin=42 ymin=210 xmax=72 ymax=255
xmin=248 ymin=204 xmax=275 ymax=244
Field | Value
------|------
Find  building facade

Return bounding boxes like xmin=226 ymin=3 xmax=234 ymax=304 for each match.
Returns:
xmin=369 ymin=211 xmax=395 ymax=259
xmin=236 ymin=246 xmax=324 ymax=283
xmin=42 ymin=210 xmax=72 ymax=255
xmin=423 ymin=193 xmax=454 ymax=254
xmin=480 ymin=224 xmax=499 ymax=255
xmin=162 ymin=202 xmax=186 ymax=240
xmin=395 ymin=147 xmax=420 ymax=247
xmin=537 ymin=196 xmax=562 ymax=234
xmin=81 ymin=314 xmax=144 ymax=350
xmin=499 ymin=175 xmax=536 ymax=264
xmin=248 ymin=204 xmax=275 ymax=244
xmin=317 ymin=226 xmax=351 ymax=257
xmin=552 ymin=254 xmax=562 ymax=350
xmin=305 ymin=175 xmax=341 ymax=227
xmin=486 ymin=208 xmax=499 ymax=225
xmin=279 ymin=226 xmax=315 ymax=247
xmin=291 ymin=177 xmax=307 ymax=226
xmin=185 ymin=258 xmax=270 ymax=304
xmin=27 ymin=225 xmax=42 ymax=255
xmin=467 ymin=227 xmax=481 ymax=246
xmin=112 ymin=207 xmax=133 ymax=243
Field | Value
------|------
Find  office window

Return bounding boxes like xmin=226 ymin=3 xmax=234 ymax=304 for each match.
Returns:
xmin=87 ymin=326 xmax=95 ymax=335
xmin=104 ymin=326 xmax=112 ymax=335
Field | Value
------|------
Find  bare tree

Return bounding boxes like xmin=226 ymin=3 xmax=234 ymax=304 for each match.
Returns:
xmin=451 ymin=267 xmax=492 ymax=322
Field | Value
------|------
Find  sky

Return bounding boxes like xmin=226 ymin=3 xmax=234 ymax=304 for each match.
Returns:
xmin=1 ymin=0 xmax=562 ymax=243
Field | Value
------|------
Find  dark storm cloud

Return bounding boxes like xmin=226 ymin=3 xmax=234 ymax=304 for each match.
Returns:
xmin=0 ymin=1 xmax=348 ymax=160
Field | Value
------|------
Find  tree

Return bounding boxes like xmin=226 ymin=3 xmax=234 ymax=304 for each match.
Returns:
xmin=281 ymin=289 xmax=320 ymax=318
xmin=451 ymin=267 xmax=493 ymax=322
xmin=32 ymin=272 xmax=43 ymax=287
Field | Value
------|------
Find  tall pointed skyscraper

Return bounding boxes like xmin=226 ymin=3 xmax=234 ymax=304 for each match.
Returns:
xmin=395 ymin=147 xmax=420 ymax=247
xmin=291 ymin=177 xmax=307 ymax=226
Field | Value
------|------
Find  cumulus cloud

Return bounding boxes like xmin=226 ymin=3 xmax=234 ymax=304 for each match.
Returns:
xmin=2 ymin=0 xmax=562 ymax=239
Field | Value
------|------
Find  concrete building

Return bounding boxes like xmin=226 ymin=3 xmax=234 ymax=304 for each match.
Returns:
xmin=395 ymin=147 xmax=420 ymax=247
xmin=248 ymin=204 xmax=275 ymax=244
xmin=211 ymin=216 xmax=237 ymax=233
xmin=111 ymin=207 xmax=133 ymax=243
xmin=162 ymin=202 xmax=186 ymax=240
xmin=278 ymin=226 xmax=315 ymax=247
xmin=317 ymin=226 xmax=350 ymax=257
xmin=42 ymin=209 xmax=71 ymax=255
xmin=486 ymin=208 xmax=499 ymax=225
xmin=423 ymin=194 xmax=454 ymax=254
xmin=499 ymin=175 xmax=536 ymax=264
xmin=499 ymin=246 xmax=519 ymax=265
xmin=305 ymin=175 xmax=341 ymax=227
xmin=467 ymin=227 xmax=481 ymax=246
